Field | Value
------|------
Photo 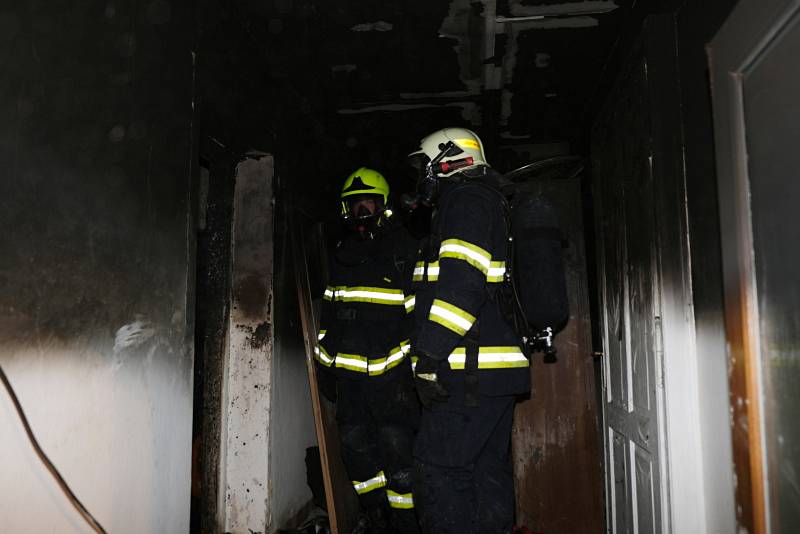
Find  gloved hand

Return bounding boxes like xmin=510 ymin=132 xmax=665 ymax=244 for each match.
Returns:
xmin=413 ymin=354 xmax=449 ymax=407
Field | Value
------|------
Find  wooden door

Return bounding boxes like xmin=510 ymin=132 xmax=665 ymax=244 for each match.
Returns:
xmin=510 ymin=172 xmax=604 ymax=533
xmin=710 ymin=1 xmax=800 ymax=532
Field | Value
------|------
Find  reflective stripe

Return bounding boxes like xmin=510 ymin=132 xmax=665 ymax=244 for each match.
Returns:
xmin=387 ymin=489 xmax=414 ymax=509
xmin=323 ymin=287 xmax=335 ymax=301
xmin=335 ymin=353 xmax=368 ymax=372
xmin=329 ymin=286 xmax=405 ymax=305
xmin=404 ymin=295 xmax=416 ymax=313
xmin=414 ymin=260 xmax=505 ymax=283
xmin=367 ymin=341 xmax=410 ymax=376
xmin=429 ymin=299 xmax=475 ymax=336
xmin=413 ymin=261 xmax=440 ymax=282
xmin=314 ymin=344 xmax=334 ymax=366
xmin=448 ymin=346 xmax=528 ymax=369
xmin=353 ymin=471 xmax=387 ymax=495
xmin=439 ymin=239 xmax=491 ymax=274
xmin=317 ymin=329 xmax=327 ymax=341
xmin=487 ymin=261 xmax=506 ymax=282
xmin=410 ymin=354 xmax=419 ymax=373
xmin=333 ymin=340 xmax=410 ymax=375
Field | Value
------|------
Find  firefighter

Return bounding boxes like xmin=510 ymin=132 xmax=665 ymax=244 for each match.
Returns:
xmin=315 ymin=167 xmax=421 ymax=534
xmin=407 ymin=128 xmax=530 ymax=533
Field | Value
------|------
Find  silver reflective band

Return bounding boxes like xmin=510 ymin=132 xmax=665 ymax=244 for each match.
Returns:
xmin=314 ymin=345 xmax=334 ymax=365
xmin=413 ymin=264 xmax=440 ymax=279
xmin=414 ymin=261 xmax=506 ymax=282
xmin=448 ymin=347 xmax=527 ymax=369
xmin=430 ymin=303 xmax=474 ymax=333
xmin=335 ymin=354 xmax=368 ymax=370
xmin=367 ymin=343 xmax=410 ymax=374
xmin=352 ymin=471 xmax=388 ymax=495
xmin=487 ymin=264 xmax=506 ymax=281
xmin=439 ymin=240 xmax=491 ymax=272
xmin=386 ymin=490 xmax=414 ymax=509
xmin=334 ymin=288 xmax=405 ymax=301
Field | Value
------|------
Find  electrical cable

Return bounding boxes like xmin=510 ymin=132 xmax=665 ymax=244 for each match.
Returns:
xmin=0 ymin=364 xmax=108 ymax=534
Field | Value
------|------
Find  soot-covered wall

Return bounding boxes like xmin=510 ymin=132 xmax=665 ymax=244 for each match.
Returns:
xmin=0 ymin=2 xmax=196 ymax=532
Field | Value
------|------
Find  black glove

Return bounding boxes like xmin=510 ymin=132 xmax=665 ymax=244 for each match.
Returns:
xmin=414 ymin=354 xmax=449 ymax=407
xmin=316 ymin=365 xmax=337 ymax=403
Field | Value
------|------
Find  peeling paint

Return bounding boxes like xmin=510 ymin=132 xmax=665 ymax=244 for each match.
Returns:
xmin=114 ymin=319 xmax=155 ymax=353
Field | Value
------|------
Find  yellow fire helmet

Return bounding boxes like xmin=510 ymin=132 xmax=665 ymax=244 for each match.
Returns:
xmin=409 ymin=127 xmax=489 ymax=177
xmin=339 ymin=167 xmax=392 ymax=221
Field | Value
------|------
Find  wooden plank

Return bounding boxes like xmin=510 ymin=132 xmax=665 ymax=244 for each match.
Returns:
xmin=291 ymin=212 xmax=359 ymax=534
xmin=511 ymin=176 xmax=604 ymax=533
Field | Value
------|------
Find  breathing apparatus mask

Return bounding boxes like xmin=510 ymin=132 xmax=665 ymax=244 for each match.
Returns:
xmin=401 ymin=141 xmax=476 ymax=211
xmin=341 ymin=194 xmax=390 ymax=240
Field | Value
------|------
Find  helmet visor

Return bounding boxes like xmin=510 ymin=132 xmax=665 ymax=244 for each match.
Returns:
xmin=345 ymin=194 xmax=384 ymax=220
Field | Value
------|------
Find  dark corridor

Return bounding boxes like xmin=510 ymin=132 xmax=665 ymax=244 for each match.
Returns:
xmin=2 ymin=0 xmax=764 ymax=533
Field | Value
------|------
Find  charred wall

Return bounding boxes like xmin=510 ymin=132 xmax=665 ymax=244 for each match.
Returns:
xmin=0 ymin=1 xmax=197 ymax=532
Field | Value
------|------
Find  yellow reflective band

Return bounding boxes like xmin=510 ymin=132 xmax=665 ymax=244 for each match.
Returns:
xmin=410 ymin=355 xmax=419 ymax=372
xmin=353 ymin=471 xmax=387 ymax=495
xmin=404 ymin=295 xmax=416 ymax=313
xmin=317 ymin=329 xmax=327 ymax=341
xmin=439 ymin=239 xmax=491 ymax=274
xmin=314 ymin=344 xmax=334 ymax=366
xmin=323 ymin=287 xmax=335 ymax=301
xmin=330 ymin=286 xmax=405 ymax=305
xmin=367 ymin=341 xmax=410 ymax=376
xmin=447 ymin=346 xmax=528 ymax=369
xmin=331 ymin=341 xmax=410 ymax=375
xmin=414 ymin=261 xmax=505 ymax=283
xmin=335 ymin=353 xmax=368 ymax=372
xmin=412 ymin=261 xmax=439 ymax=282
xmin=429 ymin=299 xmax=475 ymax=336
xmin=386 ymin=489 xmax=414 ymax=509
xmin=454 ymin=138 xmax=479 ymax=150
xmin=487 ymin=261 xmax=506 ymax=282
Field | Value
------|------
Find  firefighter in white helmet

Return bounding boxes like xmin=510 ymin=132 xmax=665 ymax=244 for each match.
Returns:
xmin=407 ymin=128 xmax=530 ymax=533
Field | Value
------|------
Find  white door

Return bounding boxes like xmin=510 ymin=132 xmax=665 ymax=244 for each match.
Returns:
xmin=710 ymin=0 xmax=800 ymax=531
xmin=592 ymin=35 xmax=663 ymax=533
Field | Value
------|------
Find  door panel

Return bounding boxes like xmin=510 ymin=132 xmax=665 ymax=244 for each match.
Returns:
xmin=711 ymin=2 xmax=800 ymax=531
xmin=593 ymin=24 xmax=663 ymax=534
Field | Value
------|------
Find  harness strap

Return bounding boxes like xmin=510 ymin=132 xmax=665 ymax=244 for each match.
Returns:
xmin=463 ymin=320 xmax=480 ymax=407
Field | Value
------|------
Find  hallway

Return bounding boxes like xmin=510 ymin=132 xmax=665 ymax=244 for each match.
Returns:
xmin=1 ymin=1 xmax=797 ymax=533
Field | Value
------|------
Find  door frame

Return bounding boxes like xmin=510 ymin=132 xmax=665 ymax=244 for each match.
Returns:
xmin=708 ymin=1 xmax=800 ymax=532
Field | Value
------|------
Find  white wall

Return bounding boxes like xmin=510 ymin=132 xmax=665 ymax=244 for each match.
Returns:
xmin=0 ymin=327 xmax=193 ymax=534
xmin=269 ymin=271 xmax=318 ymax=530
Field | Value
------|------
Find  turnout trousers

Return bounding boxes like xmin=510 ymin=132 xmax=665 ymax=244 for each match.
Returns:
xmin=412 ymin=390 xmax=516 ymax=534
xmin=336 ymin=369 xmax=420 ymax=533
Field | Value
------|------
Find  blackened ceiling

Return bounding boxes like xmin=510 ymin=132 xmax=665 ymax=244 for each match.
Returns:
xmin=198 ymin=0 xmax=645 ymax=215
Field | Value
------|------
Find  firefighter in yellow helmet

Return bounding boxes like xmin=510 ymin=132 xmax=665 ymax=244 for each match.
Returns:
xmin=315 ymin=167 xmax=421 ymax=533
xmin=407 ymin=128 xmax=530 ymax=533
